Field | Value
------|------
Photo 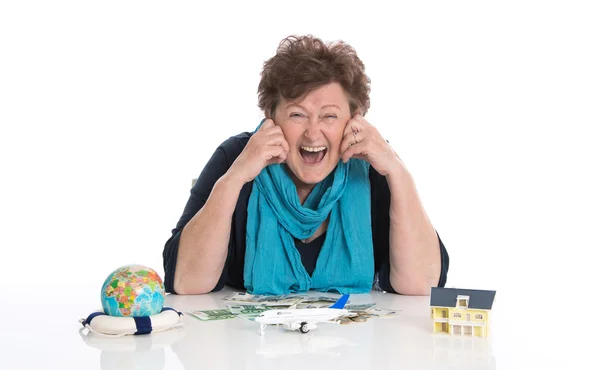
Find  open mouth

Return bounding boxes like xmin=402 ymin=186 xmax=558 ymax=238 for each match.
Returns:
xmin=300 ymin=146 xmax=327 ymax=164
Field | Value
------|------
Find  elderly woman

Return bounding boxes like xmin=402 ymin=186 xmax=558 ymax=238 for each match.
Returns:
xmin=163 ymin=35 xmax=449 ymax=296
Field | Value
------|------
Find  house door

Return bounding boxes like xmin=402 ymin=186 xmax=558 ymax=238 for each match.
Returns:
xmin=466 ymin=313 xmax=471 ymax=321
xmin=442 ymin=323 xmax=447 ymax=332
xmin=453 ymin=325 xmax=461 ymax=335
xmin=464 ymin=326 xmax=473 ymax=336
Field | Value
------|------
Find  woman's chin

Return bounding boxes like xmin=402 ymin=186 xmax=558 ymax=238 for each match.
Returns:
xmin=296 ymin=174 xmax=325 ymax=186
xmin=287 ymin=160 xmax=337 ymax=186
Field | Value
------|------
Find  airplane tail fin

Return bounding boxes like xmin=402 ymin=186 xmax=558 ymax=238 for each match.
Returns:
xmin=329 ymin=294 xmax=350 ymax=309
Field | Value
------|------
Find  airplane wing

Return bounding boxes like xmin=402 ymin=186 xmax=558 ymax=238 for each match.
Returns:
xmin=320 ymin=320 xmax=342 ymax=325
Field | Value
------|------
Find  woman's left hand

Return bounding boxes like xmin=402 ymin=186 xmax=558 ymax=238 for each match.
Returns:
xmin=340 ymin=114 xmax=403 ymax=177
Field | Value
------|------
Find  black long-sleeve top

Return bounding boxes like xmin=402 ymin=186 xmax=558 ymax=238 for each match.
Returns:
xmin=163 ymin=132 xmax=449 ymax=294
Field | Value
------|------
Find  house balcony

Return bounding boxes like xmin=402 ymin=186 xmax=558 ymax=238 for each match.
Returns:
xmin=433 ymin=317 xmax=485 ymax=327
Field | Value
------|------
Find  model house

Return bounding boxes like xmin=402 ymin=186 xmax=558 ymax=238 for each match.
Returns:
xmin=430 ymin=287 xmax=496 ymax=337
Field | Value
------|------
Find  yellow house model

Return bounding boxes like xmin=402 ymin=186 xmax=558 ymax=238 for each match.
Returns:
xmin=430 ymin=287 xmax=496 ymax=338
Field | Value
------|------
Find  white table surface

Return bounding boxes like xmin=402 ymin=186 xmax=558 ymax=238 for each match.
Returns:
xmin=0 ymin=284 xmax=594 ymax=369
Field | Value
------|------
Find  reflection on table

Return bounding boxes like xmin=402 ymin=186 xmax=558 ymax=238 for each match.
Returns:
xmin=165 ymin=288 xmax=496 ymax=370
xmin=79 ymin=326 xmax=185 ymax=370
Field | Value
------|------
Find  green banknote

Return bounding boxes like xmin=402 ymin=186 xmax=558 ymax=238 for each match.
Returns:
xmin=188 ymin=309 xmax=237 ymax=321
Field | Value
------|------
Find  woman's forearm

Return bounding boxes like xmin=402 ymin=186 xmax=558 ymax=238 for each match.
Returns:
xmin=174 ymin=172 xmax=245 ymax=294
xmin=386 ymin=165 xmax=441 ymax=295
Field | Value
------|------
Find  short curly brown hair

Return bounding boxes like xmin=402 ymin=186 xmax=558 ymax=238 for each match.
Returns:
xmin=258 ymin=35 xmax=371 ymax=118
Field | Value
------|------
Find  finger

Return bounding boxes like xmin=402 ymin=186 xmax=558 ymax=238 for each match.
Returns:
xmin=266 ymin=144 xmax=286 ymax=159
xmin=263 ymin=126 xmax=289 ymax=149
xmin=279 ymin=134 xmax=290 ymax=153
xmin=340 ymin=118 xmax=364 ymax=154
xmin=341 ymin=140 xmax=358 ymax=163
xmin=263 ymin=130 xmax=290 ymax=153
xmin=340 ymin=120 xmax=356 ymax=153
xmin=352 ymin=112 xmax=370 ymax=126
xmin=343 ymin=117 xmax=356 ymax=136
xmin=341 ymin=140 xmax=368 ymax=163
xmin=266 ymin=146 xmax=287 ymax=165
xmin=339 ymin=130 xmax=356 ymax=156
xmin=260 ymin=118 xmax=275 ymax=131
xmin=349 ymin=114 xmax=372 ymax=135
xmin=343 ymin=115 xmax=366 ymax=139
xmin=275 ymin=151 xmax=288 ymax=164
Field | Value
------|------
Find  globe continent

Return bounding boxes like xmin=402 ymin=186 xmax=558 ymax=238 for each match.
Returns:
xmin=101 ymin=264 xmax=165 ymax=317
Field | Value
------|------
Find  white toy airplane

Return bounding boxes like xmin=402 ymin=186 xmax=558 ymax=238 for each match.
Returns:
xmin=254 ymin=294 xmax=350 ymax=335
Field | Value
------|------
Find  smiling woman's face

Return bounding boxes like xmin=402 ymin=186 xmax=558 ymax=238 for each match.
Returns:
xmin=272 ymin=83 xmax=351 ymax=186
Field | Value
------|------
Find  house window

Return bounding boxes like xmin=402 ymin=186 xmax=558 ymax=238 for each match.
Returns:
xmin=456 ymin=295 xmax=469 ymax=308
xmin=453 ymin=312 xmax=461 ymax=318
xmin=475 ymin=314 xmax=483 ymax=320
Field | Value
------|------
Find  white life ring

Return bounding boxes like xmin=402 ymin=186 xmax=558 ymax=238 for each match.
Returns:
xmin=79 ymin=307 xmax=184 ymax=338
xmin=79 ymin=322 xmax=185 ymax=351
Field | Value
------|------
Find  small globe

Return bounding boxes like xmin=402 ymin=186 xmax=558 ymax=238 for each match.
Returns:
xmin=100 ymin=264 xmax=165 ymax=317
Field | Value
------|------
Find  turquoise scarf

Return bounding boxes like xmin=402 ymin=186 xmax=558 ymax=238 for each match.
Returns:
xmin=244 ymin=127 xmax=374 ymax=295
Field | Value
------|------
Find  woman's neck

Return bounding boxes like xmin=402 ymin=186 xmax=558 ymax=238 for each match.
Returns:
xmin=285 ymin=165 xmax=316 ymax=205
xmin=295 ymin=182 xmax=314 ymax=205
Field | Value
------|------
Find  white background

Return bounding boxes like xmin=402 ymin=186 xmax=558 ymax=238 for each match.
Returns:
xmin=1 ymin=1 xmax=599 ymax=366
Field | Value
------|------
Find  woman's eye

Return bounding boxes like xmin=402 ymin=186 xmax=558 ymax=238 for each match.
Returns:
xmin=324 ymin=114 xmax=337 ymax=119
xmin=290 ymin=113 xmax=304 ymax=118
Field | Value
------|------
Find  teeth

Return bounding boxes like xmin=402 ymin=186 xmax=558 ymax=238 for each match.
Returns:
xmin=301 ymin=146 xmax=326 ymax=152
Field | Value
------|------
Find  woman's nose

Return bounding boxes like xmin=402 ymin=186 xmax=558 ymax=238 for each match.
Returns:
xmin=304 ymin=119 xmax=321 ymax=141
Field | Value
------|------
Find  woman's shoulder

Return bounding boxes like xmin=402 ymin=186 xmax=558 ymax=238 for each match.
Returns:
xmin=213 ymin=132 xmax=253 ymax=164
xmin=218 ymin=132 xmax=252 ymax=153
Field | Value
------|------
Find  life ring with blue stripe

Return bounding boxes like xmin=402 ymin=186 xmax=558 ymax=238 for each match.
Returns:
xmin=79 ymin=307 xmax=183 ymax=337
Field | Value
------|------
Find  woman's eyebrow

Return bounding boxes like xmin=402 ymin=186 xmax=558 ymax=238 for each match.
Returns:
xmin=284 ymin=102 xmax=306 ymax=110
xmin=284 ymin=103 xmax=340 ymax=111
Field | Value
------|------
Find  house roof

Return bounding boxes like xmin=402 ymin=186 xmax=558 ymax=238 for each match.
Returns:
xmin=430 ymin=287 xmax=496 ymax=310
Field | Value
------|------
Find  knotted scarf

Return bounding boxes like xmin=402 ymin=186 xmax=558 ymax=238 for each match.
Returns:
xmin=244 ymin=127 xmax=374 ymax=295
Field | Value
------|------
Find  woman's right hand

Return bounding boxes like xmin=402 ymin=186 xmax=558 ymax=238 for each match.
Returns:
xmin=228 ymin=119 xmax=290 ymax=184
